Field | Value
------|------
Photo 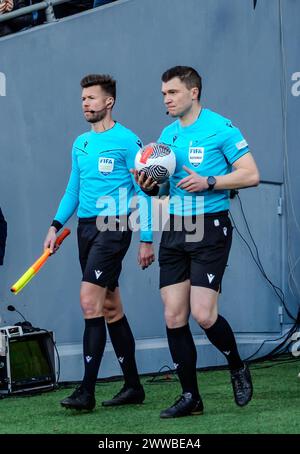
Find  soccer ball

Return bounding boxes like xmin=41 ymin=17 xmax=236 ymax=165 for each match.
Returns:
xmin=135 ymin=143 xmax=176 ymax=184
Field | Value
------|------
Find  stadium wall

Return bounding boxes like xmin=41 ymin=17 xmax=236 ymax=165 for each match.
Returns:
xmin=0 ymin=0 xmax=299 ymax=381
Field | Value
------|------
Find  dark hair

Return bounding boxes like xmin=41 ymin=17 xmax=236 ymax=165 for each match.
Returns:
xmin=80 ymin=74 xmax=116 ymax=101
xmin=161 ymin=66 xmax=202 ymax=100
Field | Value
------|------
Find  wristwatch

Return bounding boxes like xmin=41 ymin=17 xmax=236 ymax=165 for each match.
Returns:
xmin=207 ymin=176 xmax=216 ymax=191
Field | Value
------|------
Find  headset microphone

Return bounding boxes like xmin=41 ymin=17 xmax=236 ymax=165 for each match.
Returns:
xmin=166 ymin=111 xmax=169 ymax=115
xmin=89 ymin=107 xmax=107 ymax=115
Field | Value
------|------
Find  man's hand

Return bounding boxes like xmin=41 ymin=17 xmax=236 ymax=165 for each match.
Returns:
xmin=176 ymin=165 xmax=209 ymax=192
xmin=138 ymin=242 xmax=155 ymax=269
xmin=0 ymin=2 xmax=6 ymax=14
xmin=0 ymin=1 xmax=13 ymax=14
xmin=43 ymin=226 xmax=58 ymax=254
xmin=5 ymin=0 xmax=14 ymax=12
xmin=130 ymin=169 xmax=158 ymax=192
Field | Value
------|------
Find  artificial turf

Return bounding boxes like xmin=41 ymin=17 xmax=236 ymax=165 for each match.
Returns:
xmin=0 ymin=357 xmax=299 ymax=435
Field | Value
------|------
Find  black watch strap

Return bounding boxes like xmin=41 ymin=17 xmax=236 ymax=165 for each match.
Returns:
xmin=207 ymin=176 xmax=216 ymax=191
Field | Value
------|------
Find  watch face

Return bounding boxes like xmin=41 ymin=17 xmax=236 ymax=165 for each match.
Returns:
xmin=208 ymin=176 xmax=216 ymax=186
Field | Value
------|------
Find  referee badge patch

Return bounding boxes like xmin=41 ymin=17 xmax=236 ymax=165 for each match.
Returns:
xmin=235 ymin=139 xmax=248 ymax=150
xmin=98 ymin=157 xmax=114 ymax=175
xmin=188 ymin=146 xmax=204 ymax=167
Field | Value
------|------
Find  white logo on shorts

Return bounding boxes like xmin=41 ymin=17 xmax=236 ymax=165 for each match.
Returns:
xmin=86 ymin=356 xmax=92 ymax=363
xmin=223 ymin=227 xmax=227 ymax=236
xmin=118 ymin=357 xmax=124 ymax=364
xmin=207 ymin=273 xmax=215 ymax=284
xmin=95 ymin=270 xmax=103 ymax=280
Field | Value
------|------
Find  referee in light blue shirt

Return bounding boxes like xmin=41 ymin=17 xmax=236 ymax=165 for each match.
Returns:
xmin=44 ymin=74 xmax=154 ymax=411
xmin=133 ymin=66 xmax=260 ymax=418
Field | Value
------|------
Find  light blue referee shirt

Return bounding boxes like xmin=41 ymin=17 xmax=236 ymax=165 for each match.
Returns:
xmin=54 ymin=122 xmax=152 ymax=242
xmin=158 ymin=108 xmax=250 ymax=215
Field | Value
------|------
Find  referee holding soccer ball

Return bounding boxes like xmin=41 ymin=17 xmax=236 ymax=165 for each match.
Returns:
xmin=133 ymin=66 xmax=260 ymax=418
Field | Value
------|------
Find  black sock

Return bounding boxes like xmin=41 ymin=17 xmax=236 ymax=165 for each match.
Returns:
xmin=204 ymin=315 xmax=243 ymax=371
xmin=107 ymin=315 xmax=141 ymax=389
xmin=166 ymin=324 xmax=200 ymax=400
xmin=82 ymin=317 xmax=106 ymax=394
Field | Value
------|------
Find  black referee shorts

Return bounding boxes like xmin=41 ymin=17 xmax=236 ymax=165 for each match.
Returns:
xmin=159 ymin=212 xmax=232 ymax=291
xmin=77 ymin=216 xmax=132 ymax=291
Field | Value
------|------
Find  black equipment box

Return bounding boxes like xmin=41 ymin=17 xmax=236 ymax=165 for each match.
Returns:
xmin=0 ymin=329 xmax=56 ymax=395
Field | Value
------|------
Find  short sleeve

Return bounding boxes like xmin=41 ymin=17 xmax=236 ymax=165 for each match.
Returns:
xmin=220 ymin=122 xmax=249 ymax=164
